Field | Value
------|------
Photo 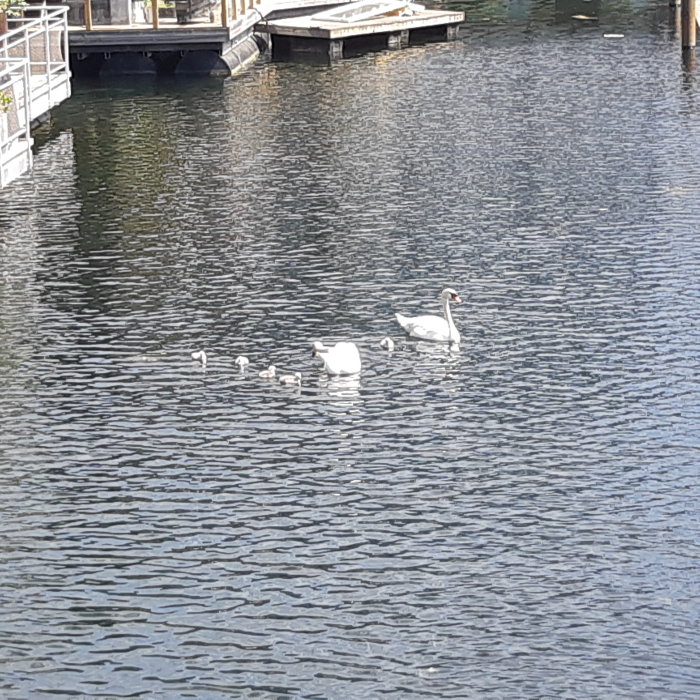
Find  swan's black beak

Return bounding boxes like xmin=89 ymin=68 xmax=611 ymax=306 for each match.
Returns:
xmin=452 ymin=294 xmax=462 ymax=303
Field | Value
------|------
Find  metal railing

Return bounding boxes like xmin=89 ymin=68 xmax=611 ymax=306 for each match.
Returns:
xmin=0 ymin=4 xmax=70 ymax=187
xmin=0 ymin=5 xmax=70 ymax=115
xmin=0 ymin=57 xmax=32 ymax=188
xmin=79 ymin=0 xmax=265 ymax=30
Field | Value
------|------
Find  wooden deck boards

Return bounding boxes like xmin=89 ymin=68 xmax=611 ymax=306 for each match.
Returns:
xmin=260 ymin=9 xmax=464 ymax=39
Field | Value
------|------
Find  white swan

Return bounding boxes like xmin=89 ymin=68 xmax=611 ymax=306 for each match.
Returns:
xmin=379 ymin=337 xmax=395 ymax=351
xmin=312 ymin=341 xmax=362 ymax=376
xmin=234 ymin=355 xmax=249 ymax=369
xmin=191 ymin=350 xmax=207 ymax=366
xmin=279 ymin=371 xmax=302 ymax=386
xmin=259 ymin=365 xmax=276 ymax=378
xmin=395 ymin=288 xmax=462 ymax=344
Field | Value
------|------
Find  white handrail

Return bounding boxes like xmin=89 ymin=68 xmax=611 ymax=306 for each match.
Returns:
xmin=0 ymin=59 xmax=32 ymax=188
xmin=0 ymin=5 xmax=71 ymax=187
xmin=1 ymin=7 xmax=69 ymax=69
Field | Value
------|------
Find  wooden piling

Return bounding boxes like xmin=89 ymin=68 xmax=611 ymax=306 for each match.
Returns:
xmin=84 ymin=0 xmax=92 ymax=30
xmin=681 ymin=0 xmax=696 ymax=48
xmin=328 ymin=38 xmax=343 ymax=60
xmin=151 ymin=0 xmax=159 ymax=28
xmin=387 ymin=30 xmax=409 ymax=49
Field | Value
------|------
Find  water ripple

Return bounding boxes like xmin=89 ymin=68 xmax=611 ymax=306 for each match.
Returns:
xmin=1 ymin=7 xmax=700 ymax=698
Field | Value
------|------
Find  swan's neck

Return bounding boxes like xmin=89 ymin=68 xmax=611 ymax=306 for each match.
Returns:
xmin=442 ymin=296 xmax=457 ymax=340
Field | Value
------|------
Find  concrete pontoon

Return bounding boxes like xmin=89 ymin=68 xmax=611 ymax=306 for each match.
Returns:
xmin=260 ymin=1 xmax=464 ymax=61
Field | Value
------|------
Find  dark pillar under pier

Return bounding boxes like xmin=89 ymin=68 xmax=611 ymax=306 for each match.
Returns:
xmin=70 ymin=52 xmax=106 ymax=77
xmin=100 ymin=52 xmax=157 ymax=75
xmin=387 ymin=30 xmax=410 ymax=49
xmin=272 ymin=35 xmax=344 ymax=62
xmin=328 ymin=39 xmax=343 ymax=61
xmin=411 ymin=23 xmax=460 ymax=44
xmin=446 ymin=24 xmax=459 ymax=41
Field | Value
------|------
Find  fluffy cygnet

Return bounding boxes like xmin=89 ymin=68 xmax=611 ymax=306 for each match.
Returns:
xmin=279 ymin=372 xmax=302 ymax=386
xmin=191 ymin=350 xmax=207 ymax=366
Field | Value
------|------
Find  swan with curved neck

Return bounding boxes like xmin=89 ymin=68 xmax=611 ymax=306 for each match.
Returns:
xmin=395 ymin=288 xmax=462 ymax=344
xmin=312 ymin=340 xmax=362 ymax=376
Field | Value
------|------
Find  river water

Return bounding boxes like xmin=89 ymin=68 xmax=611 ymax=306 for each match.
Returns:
xmin=1 ymin=1 xmax=699 ymax=697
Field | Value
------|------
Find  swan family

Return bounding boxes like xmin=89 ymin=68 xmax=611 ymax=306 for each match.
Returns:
xmin=190 ymin=288 xmax=462 ymax=386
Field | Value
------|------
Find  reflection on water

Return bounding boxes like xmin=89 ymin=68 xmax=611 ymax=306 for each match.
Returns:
xmin=1 ymin=2 xmax=700 ymax=697
xmin=321 ymin=374 xmax=362 ymax=404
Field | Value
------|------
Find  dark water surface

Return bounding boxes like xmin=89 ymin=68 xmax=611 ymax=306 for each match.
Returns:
xmin=2 ymin=1 xmax=700 ymax=697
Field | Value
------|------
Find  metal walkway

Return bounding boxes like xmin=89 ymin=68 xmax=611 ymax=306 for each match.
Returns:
xmin=1 ymin=5 xmax=71 ymax=188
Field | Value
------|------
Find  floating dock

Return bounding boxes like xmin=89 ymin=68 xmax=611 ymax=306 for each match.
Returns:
xmin=63 ymin=0 xmax=464 ymax=76
xmin=68 ymin=24 xmax=264 ymax=76
xmin=260 ymin=2 xmax=464 ymax=61
xmin=66 ymin=0 xmax=344 ymax=76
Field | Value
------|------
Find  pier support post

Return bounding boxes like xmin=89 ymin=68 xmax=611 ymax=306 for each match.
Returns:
xmin=150 ymin=0 xmax=159 ymax=28
xmin=672 ymin=0 xmax=682 ymax=38
xmin=328 ymin=39 xmax=343 ymax=61
xmin=681 ymin=0 xmax=696 ymax=48
xmin=387 ymin=30 xmax=409 ymax=49
xmin=84 ymin=0 xmax=92 ymax=29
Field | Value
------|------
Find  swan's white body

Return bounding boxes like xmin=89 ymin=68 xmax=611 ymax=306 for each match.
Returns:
xmin=191 ymin=350 xmax=207 ymax=366
xmin=379 ymin=337 xmax=395 ymax=351
xmin=395 ymin=288 xmax=462 ymax=344
xmin=234 ymin=355 xmax=249 ymax=369
xmin=312 ymin=341 xmax=362 ymax=376
xmin=259 ymin=365 xmax=276 ymax=378
xmin=279 ymin=372 xmax=302 ymax=386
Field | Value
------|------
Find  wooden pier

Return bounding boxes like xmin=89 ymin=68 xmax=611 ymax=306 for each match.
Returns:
xmin=68 ymin=24 xmax=264 ymax=76
xmin=66 ymin=0 xmax=339 ymax=76
xmin=260 ymin=5 xmax=464 ymax=61
xmin=63 ymin=0 xmax=464 ymax=75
